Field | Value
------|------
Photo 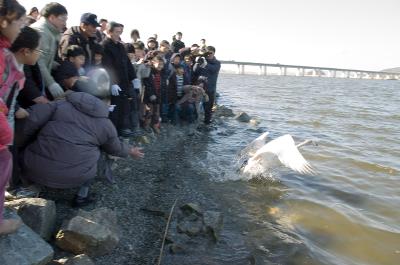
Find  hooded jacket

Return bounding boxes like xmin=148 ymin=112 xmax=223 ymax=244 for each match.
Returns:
xmin=22 ymin=92 xmax=129 ymax=188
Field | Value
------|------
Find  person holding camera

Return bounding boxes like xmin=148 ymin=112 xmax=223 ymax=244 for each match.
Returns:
xmin=193 ymin=46 xmax=221 ymax=124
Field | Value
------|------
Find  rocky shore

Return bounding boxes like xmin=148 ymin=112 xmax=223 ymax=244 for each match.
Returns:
xmin=1 ymin=106 xmax=259 ymax=265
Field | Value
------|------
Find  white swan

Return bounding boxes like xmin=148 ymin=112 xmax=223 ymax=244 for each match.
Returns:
xmin=238 ymin=131 xmax=269 ymax=158
xmin=241 ymin=134 xmax=316 ymax=176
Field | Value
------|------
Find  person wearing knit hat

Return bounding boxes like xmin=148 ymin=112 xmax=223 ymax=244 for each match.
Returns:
xmin=54 ymin=61 xmax=79 ymax=91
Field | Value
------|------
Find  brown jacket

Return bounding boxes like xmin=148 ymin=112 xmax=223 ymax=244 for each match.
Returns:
xmin=22 ymin=92 xmax=129 ymax=188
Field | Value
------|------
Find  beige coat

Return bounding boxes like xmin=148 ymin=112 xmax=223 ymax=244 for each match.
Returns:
xmin=31 ymin=17 xmax=61 ymax=88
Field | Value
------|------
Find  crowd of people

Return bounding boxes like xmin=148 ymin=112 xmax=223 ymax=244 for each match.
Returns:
xmin=0 ymin=1 xmax=221 ymax=235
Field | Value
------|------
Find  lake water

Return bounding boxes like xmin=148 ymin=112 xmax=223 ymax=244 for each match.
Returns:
xmin=189 ymin=74 xmax=400 ymax=265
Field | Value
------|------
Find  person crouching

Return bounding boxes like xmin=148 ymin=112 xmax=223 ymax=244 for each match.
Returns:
xmin=20 ymin=79 xmax=144 ymax=207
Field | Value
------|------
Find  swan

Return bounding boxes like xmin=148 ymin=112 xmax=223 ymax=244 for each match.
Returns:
xmin=241 ymin=134 xmax=316 ymax=176
xmin=238 ymin=131 xmax=269 ymax=158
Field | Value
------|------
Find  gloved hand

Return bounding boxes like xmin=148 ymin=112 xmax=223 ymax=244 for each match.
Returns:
xmin=108 ymin=105 xmax=116 ymax=112
xmin=48 ymin=83 xmax=64 ymax=98
xmin=111 ymin=84 xmax=122 ymax=96
xmin=149 ymin=95 xmax=157 ymax=102
xmin=132 ymin=78 xmax=141 ymax=90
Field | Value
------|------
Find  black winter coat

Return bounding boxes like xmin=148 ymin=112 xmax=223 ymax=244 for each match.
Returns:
xmin=17 ymin=63 xmax=44 ymax=109
xmin=101 ymin=37 xmax=136 ymax=97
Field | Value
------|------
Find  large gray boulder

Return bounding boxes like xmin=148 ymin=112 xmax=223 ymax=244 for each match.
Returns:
xmin=55 ymin=208 xmax=119 ymax=256
xmin=5 ymin=198 xmax=56 ymax=240
xmin=0 ymin=208 xmax=54 ymax=265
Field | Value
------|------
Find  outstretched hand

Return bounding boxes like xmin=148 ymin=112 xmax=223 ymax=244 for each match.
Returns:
xmin=129 ymin=147 xmax=144 ymax=159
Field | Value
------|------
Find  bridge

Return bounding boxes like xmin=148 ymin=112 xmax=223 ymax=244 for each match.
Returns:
xmin=219 ymin=60 xmax=400 ymax=80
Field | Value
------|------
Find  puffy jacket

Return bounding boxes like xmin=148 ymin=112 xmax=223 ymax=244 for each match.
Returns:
xmin=22 ymin=92 xmax=129 ymax=188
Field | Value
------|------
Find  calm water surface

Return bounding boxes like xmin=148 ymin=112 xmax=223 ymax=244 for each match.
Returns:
xmin=192 ymin=74 xmax=400 ymax=265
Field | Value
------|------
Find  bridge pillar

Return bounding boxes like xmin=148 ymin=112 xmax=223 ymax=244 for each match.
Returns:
xmin=237 ymin=64 xmax=245 ymax=74
xmin=332 ymin=70 xmax=336 ymax=78
xmin=280 ymin=67 xmax=287 ymax=76
xmin=258 ymin=66 xmax=263 ymax=75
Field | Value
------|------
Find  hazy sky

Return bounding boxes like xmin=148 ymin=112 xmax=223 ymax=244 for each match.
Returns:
xmin=20 ymin=0 xmax=399 ymax=71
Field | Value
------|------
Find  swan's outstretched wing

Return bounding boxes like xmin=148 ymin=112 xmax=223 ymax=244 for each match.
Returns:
xmin=238 ymin=131 xmax=269 ymax=158
xmin=250 ymin=134 xmax=315 ymax=175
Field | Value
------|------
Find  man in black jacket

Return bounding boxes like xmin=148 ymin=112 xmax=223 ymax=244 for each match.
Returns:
xmin=101 ymin=21 xmax=139 ymax=137
xmin=171 ymin=32 xmax=185 ymax=53
xmin=59 ymin=13 xmax=100 ymax=70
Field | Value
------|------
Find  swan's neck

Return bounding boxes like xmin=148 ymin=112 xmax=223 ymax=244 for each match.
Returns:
xmin=296 ymin=139 xmax=312 ymax=148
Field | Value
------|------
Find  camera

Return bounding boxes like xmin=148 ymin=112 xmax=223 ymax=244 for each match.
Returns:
xmin=196 ymin=56 xmax=205 ymax=65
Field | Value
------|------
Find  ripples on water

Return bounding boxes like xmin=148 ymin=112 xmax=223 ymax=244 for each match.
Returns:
xmin=193 ymin=74 xmax=400 ymax=265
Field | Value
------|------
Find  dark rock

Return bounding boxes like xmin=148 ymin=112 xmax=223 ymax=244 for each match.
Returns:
xmin=140 ymin=207 xmax=167 ymax=218
xmin=180 ymin=203 xmax=203 ymax=216
xmin=177 ymin=219 xmax=203 ymax=237
xmin=0 ymin=208 xmax=54 ymax=265
xmin=235 ymin=112 xmax=251 ymax=123
xmin=169 ymin=243 xmax=185 ymax=254
xmin=203 ymin=211 xmax=223 ymax=241
xmin=6 ymin=198 xmax=56 ymax=240
xmin=215 ymin=105 xmax=235 ymax=117
xmin=55 ymin=208 xmax=119 ymax=256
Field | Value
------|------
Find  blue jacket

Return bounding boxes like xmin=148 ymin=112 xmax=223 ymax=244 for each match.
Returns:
xmin=193 ymin=57 xmax=221 ymax=93
xmin=204 ymin=57 xmax=221 ymax=92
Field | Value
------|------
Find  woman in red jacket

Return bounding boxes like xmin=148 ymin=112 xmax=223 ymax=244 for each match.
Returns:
xmin=0 ymin=0 xmax=26 ymax=235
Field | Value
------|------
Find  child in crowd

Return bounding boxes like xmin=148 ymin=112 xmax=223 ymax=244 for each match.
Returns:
xmin=64 ymin=45 xmax=86 ymax=76
xmin=167 ymin=65 xmax=185 ymax=124
xmin=53 ymin=61 xmax=79 ymax=91
xmin=9 ymin=26 xmax=44 ymax=191
xmin=142 ymin=55 xmax=164 ymax=133
xmin=125 ymin=42 xmax=135 ymax=64
xmin=92 ymin=43 xmax=104 ymax=67
xmin=16 ymin=27 xmax=48 ymax=109
xmin=0 ymin=0 xmax=26 ymax=235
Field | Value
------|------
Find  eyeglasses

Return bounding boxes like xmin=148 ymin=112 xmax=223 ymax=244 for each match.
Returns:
xmin=32 ymin=49 xmax=44 ymax=54
xmin=56 ymin=15 xmax=68 ymax=22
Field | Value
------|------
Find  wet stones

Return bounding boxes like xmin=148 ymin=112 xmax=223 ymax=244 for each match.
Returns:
xmin=5 ymin=198 xmax=56 ymax=241
xmin=55 ymin=208 xmax=119 ymax=256
xmin=215 ymin=105 xmax=235 ymax=117
xmin=180 ymin=203 xmax=203 ymax=216
xmin=0 ymin=208 xmax=54 ymax=265
xmin=203 ymin=211 xmax=224 ymax=241
xmin=167 ymin=202 xmax=224 ymax=254
xmin=235 ymin=112 xmax=251 ymax=123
